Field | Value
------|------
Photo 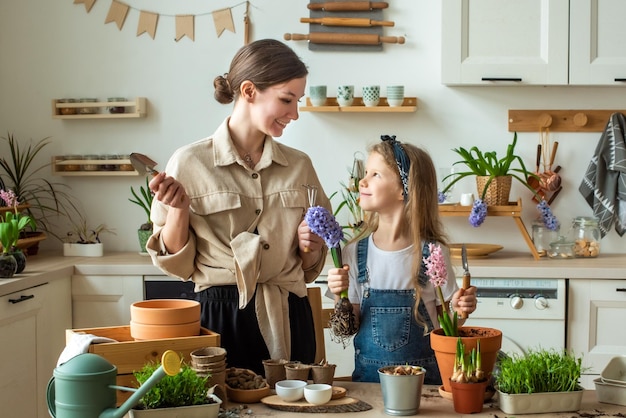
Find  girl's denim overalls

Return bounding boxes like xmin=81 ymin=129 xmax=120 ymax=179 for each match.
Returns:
xmin=352 ymin=238 xmax=442 ymax=384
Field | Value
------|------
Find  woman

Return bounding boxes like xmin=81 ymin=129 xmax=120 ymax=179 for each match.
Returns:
xmin=326 ymin=136 xmax=477 ymax=383
xmin=146 ymin=39 xmax=330 ymax=375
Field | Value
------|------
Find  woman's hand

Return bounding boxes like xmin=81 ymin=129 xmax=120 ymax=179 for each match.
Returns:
xmin=451 ymin=285 xmax=477 ymax=317
xmin=297 ymin=219 xmax=325 ymax=253
xmin=149 ymin=171 xmax=189 ymax=209
xmin=327 ymin=265 xmax=350 ymax=296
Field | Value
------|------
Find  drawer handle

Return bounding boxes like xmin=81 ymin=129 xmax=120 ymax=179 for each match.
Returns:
xmin=481 ymin=77 xmax=522 ymax=82
xmin=9 ymin=294 xmax=35 ymax=304
xmin=617 ymin=288 xmax=626 ymax=292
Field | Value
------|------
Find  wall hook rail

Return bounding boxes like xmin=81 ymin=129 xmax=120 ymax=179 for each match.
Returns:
xmin=508 ymin=109 xmax=626 ymax=132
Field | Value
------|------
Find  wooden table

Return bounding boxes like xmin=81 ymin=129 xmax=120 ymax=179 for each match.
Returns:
xmin=223 ymin=382 xmax=626 ymax=417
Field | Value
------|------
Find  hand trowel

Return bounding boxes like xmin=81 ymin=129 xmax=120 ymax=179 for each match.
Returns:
xmin=461 ymin=244 xmax=471 ymax=319
xmin=130 ymin=153 xmax=160 ymax=176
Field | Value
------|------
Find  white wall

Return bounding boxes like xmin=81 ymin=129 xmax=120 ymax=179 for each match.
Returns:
xmin=1 ymin=1 xmax=624 ymax=258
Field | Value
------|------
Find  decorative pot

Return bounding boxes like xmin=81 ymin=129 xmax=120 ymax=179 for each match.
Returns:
xmin=285 ymin=362 xmax=312 ymax=382
xmin=137 ymin=229 xmax=152 ymax=253
xmin=476 ymin=175 xmax=512 ymax=206
xmin=9 ymin=249 xmax=26 ymax=274
xmin=311 ymin=363 xmax=336 ymax=385
xmin=63 ymin=242 xmax=103 ymax=257
xmin=496 ymin=389 xmax=583 ymax=414
xmin=430 ymin=327 xmax=502 ymax=393
xmin=262 ymin=358 xmax=289 ymax=388
xmin=378 ymin=365 xmax=426 ymax=416
xmin=450 ymin=379 xmax=489 ymax=414
xmin=0 ymin=253 xmax=17 ymax=278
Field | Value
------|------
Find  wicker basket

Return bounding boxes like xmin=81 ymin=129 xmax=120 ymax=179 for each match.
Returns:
xmin=475 ymin=175 xmax=512 ymax=206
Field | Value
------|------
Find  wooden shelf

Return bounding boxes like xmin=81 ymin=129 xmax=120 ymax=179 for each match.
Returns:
xmin=301 ymin=97 xmax=417 ymax=112
xmin=52 ymin=156 xmax=139 ymax=176
xmin=508 ymin=109 xmax=623 ymax=132
xmin=439 ymin=199 xmax=541 ymax=260
xmin=52 ymin=97 xmax=147 ymax=119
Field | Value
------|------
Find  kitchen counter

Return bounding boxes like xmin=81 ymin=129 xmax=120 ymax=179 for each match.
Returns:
xmin=2 ymin=250 xmax=625 ymax=296
xmin=225 ymin=382 xmax=625 ymax=417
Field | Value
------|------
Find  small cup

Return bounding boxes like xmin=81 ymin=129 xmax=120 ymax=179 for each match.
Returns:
xmin=337 ymin=85 xmax=354 ymax=107
xmin=386 ymin=85 xmax=405 ymax=107
xmin=460 ymin=193 xmax=475 ymax=206
xmin=308 ymin=85 xmax=327 ymax=106
xmin=362 ymin=85 xmax=380 ymax=107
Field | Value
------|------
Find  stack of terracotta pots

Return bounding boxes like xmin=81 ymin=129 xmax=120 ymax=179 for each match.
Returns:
xmin=190 ymin=346 xmax=227 ymax=398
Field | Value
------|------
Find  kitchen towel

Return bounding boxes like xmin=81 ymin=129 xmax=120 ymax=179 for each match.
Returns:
xmin=579 ymin=112 xmax=626 ymax=237
xmin=56 ymin=333 xmax=117 ymax=366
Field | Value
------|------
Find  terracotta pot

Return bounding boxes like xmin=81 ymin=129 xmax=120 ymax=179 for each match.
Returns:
xmin=129 ymin=320 xmax=200 ymax=340
xmin=430 ymin=327 xmax=502 ymax=393
xmin=450 ymin=379 xmax=489 ymax=414
xmin=131 ymin=299 xmax=200 ymax=325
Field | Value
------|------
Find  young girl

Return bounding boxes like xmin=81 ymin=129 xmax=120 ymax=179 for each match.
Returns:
xmin=326 ymin=135 xmax=477 ymax=383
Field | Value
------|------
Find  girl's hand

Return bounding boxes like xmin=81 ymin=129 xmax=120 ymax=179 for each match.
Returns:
xmin=452 ymin=285 xmax=477 ymax=316
xmin=149 ymin=172 xmax=189 ymax=209
xmin=297 ymin=219 xmax=324 ymax=253
xmin=327 ymin=266 xmax=350 ymax=296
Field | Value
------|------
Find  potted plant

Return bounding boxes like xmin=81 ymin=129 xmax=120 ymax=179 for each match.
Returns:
xmin=129 ymin=177 xmax=153 ymax=253
xmin=494 ymin=348 xmax=585 ymax=414
xmin=449 ymin=338 xmax=489 ymax=414
xmin=130 ymin=358 xmax=221 ymax=418
xmin=0 ymin=188 xmax=36 ymax=276
xmin=63 ymin=219 xmax=115 ymax=257
xmin=0 ymin=132 xmax=81 ymax=252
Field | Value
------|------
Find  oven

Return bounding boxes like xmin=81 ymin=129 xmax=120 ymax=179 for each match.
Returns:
xmin=460 ymin=277 xmax=567 ymax=356
xmin=143 ymin=275 xmax=197 ymax=300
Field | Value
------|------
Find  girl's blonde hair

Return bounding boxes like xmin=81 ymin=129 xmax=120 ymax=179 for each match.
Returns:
xmin=357 ymin=139 xmax=449 ymax=328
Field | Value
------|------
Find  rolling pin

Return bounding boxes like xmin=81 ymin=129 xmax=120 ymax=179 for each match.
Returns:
xmin=308 ymin=2 xmax=388 ymax=11
xmin=300 ymin=17 xmax=394 ymax=27
xmin=284 ymin=33 xmax=405 ymax=45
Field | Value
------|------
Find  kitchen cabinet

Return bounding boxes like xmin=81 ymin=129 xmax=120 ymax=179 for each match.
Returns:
xmin=0 ymin=277 xmax=71 ymax=418
xmin=567 ymin=279 xmax=626 ymax=389
xmin=442 ymin=0 xmax=626 ymax=86
xmin=52 ymin=97 xmax=147 ymax=119
xmin=71 ymin=275 xmax=143 ymax=328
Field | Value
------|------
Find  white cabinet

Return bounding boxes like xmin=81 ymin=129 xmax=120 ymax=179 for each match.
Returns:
xmin=567 ymin=279 xmax=626 ymax=389
xmin=0 ymin=277 xmax=72 ymax=418
xmin=71 ymin=275 xmax=144 ymax=328
xmin=442 ymin=0 xmax=626 ymax=86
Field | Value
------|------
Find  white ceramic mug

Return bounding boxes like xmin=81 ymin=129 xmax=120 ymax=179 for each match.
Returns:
xmin=337 ymin=85 xmax=354 ymax=107
xmin=362 ymin=85 xmax=380 ymax=107
xmin=309 ymin=85 xmax=327 ymax=106
xmin=460 ymin=193 xmax=475 ymax=206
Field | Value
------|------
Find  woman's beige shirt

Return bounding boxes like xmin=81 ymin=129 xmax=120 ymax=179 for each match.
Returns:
xmin=146 ymin=118 xmax=330 ymax=359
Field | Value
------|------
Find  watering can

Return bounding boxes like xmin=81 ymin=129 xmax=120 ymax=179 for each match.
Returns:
xmin=47 ymin=350 xmax=180 ymax=418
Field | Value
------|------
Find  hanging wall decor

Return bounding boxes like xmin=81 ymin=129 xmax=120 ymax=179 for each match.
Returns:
xmin=72 ymin=0 xmax=252 ymax=43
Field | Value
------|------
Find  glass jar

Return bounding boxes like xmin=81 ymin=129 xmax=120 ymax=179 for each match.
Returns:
xmin=547 ymin=236 xmax=575 ymax=259
xmin=569 ymin=216 xmax=601 ymax=258
xmin=78 ymin=98 xmax=98 ymax=114
xmin=63 ymin=155 xmax=83 ymax=172
xmin=531 ymin=219 xmax=560 ymax=257
xmin=100 ymin=154 xmax=118 ymax=171
xmin=118 ymin=154 xmax=134 ymax=171
xmin=107 ymin=97 xmax=126 ymax=114
xmin=58 ymin=98 xmax=77 ymax=115
xmin=82 ymin=154 xmax=100 ymax=171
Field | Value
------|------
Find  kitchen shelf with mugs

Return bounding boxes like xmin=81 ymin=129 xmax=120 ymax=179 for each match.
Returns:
xmin=51 ymin=97 xmax=147 ymax=119
xmin=439 ymin=198 xmax=542 ymax=260
xmin=300 ymin=96 xmax=417 ymax=112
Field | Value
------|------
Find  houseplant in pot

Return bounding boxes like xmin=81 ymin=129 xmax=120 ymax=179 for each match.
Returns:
xmin=129 ymin=176 xmax=153 ymax=253
xmin=0 ymin=188 xmax=36 ymax=275
xmin=131 ymin=358 xmax=221 ymax=417
xmin=63 ymin=219 xmax=115 ymax=257
xmin=494 ymin=348 xmax=585 ymax=414
xmin=449 ymin=338 xmax=489 ymax=414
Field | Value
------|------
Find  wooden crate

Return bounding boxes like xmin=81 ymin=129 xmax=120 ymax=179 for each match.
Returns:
xmin=66 ymin=325 xmax=221 ymax=405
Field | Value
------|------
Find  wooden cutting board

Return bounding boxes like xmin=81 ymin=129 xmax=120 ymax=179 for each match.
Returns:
xmin=261 ymin=395 xmax=372 ymax=413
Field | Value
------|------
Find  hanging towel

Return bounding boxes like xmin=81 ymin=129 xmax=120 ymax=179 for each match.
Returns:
xmin=579 ymin=112 xmax=626 ymax=237
xmin=56 ymin=333 xmax=117 ymax=366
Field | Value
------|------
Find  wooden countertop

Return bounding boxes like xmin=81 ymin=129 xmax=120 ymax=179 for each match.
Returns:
xmin=223 ymin=382 xmax=625 ymax=417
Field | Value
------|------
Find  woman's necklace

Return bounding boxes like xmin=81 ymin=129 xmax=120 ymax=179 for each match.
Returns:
xmin=236 ymin=146 xmax=262 ymax=169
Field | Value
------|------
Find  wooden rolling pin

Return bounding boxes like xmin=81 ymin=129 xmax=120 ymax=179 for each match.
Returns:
xmin=284 ymin=33 xmax=405 ymax=45
xmin=300 ymin=17 xmax=394 ymax=27
xmin=308 ymin=1 xmax=388 ymax=11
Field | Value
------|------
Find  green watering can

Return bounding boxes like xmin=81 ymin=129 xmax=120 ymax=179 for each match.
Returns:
xmin=47 ymin=350 xmax=180 ymax=418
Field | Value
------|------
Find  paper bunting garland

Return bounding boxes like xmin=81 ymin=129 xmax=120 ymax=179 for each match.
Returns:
xmin=75 ymin=0 xmax=249 ymax=42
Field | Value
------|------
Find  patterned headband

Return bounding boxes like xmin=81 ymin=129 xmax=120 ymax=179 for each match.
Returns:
xmin=381 ymin=134 xmax=410 ymax=202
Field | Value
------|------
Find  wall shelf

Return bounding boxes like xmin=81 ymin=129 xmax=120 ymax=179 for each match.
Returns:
xmin=52 ymin=97 xmax=147 ymax=119
xmin=301 ymin=97 xmax=417 ymax=112
xmin=52 ymin=156 xmax=139 ymax=176
xmin=508 ymin=109 xmax=623 ymax=132
xmin=439 ymin=199 xmax=541 ymax=260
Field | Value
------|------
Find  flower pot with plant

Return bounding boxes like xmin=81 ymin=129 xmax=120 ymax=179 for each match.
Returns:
xmin=494 ymin=348 xmax=585 ymax=414
xmin=449 ymin=337 xmax=489 ymax=414
xmin=63 ymin=219 xmax=115 ymax=257
xmin=0 ymin=189 xmax=36 ymax=276
xmin=130 ymin=358 xmax=221 ymax=418
xmin=0 ymin=133 xmax=81 ymax=252
xmin=129 ymin=176 xmax=153 ymax=253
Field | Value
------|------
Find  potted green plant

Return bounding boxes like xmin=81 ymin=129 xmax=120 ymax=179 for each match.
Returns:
xmin=494 ymin=348 xmax=585 ymax=414
xmin=129 ymin=177 xmax=153 ymax=253
xmin=0 ymin=188 xmax=36 ymax=276
xmin=0 ymin=132 xmax=81 ymax=251
xmin=449 ymin=338 xmax=489 ymax=414
xmin=130 ymin=359 xmax=221 ymax=418
xmin=63 ymin=219 xmax=115 ymax=257
xmin=441 ymin=132 xmax=537 ymax=206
